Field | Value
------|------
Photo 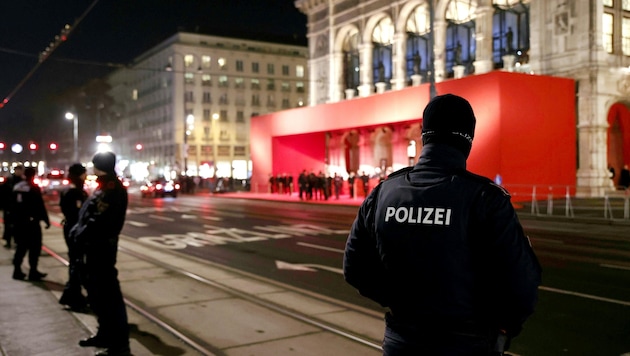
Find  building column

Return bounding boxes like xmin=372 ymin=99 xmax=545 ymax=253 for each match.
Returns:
xmin=576 ymin=74 xmax=613 ymax=197
xmin=358 ymin=42 xmax=374 ymax=97
xmin=391 ymin=33 xmax=407 ymax=90
xmin=433 ymin=19 xmax=447 ymax=83
xmin=330 ymin=52 xmax=344 ymax=102
xmin=473 ymin=5 xmax=494 ymax=75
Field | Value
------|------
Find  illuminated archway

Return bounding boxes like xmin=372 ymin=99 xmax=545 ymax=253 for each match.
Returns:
xmin=607 ymin=102 xmax=630 ymax=186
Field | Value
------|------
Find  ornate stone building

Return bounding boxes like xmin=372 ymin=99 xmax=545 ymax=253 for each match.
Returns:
xmin=294 ymin=0 xmax=630 ymax=197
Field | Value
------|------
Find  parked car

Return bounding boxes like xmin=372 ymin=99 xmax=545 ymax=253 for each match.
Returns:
xmin=39 ymin=169 xmax=69 ymax=195
xmin=141 ymin=179 xmax=180 ymax=198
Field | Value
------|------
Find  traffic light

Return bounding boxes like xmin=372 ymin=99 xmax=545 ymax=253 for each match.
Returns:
xmin=49 ymin=142 xmax=58 ymax=154
xmin=0 ymin=142 xmax=5 ymax=153
xmin=29 ymin=142 xmax=38 ymax=154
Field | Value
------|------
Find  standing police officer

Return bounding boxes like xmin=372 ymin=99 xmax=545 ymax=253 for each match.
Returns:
xmin=71 ymin=152 xmax=130 ymax=356
xmin=58 ymin=163 xmax=89 ymax=310
xmin=12 ymin=167 xmax=50 ymax=281
xmin=1 ymin=164 xmax=24 ymax=249
xmin=344 ymin=94 xmax=542 ymax=355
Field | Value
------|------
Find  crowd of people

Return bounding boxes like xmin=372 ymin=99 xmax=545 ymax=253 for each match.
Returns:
xmin=268 ymin=170 xmax=374 ymax=201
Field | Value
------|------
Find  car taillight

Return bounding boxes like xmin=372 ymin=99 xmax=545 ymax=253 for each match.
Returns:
xmin=156 ymin=184 xmax=163 ymax=190
xmin=62 ymin=179 xmax=69 ymax=185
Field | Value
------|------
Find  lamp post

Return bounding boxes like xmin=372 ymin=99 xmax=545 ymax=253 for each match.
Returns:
xmin=65 ymin=112 xmax=78 ymax=162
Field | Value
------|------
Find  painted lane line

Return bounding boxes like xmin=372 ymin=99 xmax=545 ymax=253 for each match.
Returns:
xmin=600 ymin=263 xmax=630 ymax=271
xmin=149 ymin=214 xmax=175 ymax=222
xmin=275 ymin=260 xmax=343 ymax=274
xmin=127 ymin=220 xmax=148 ymax=227
xmin=201 ymin=216 xmax=223 ymax=221
xmin=181 ymin=214 xmax=197 ymax=219
xmin=539 ymin=286 xmax=630 ymax=307
xmin=297 ymin=242 xmax=344 ymax=254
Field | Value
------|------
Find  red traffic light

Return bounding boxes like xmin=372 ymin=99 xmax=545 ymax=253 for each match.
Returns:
xmin=0 ymin=142 xmax=5 ymax=150
xmin=49 ymin=142 xmax=58 ymax=150
xmin=29 ymin=143 xmax=38 ymax=151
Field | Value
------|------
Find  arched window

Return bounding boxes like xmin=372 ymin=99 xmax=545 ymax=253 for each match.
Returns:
xmin=445 ymin=0 xmax=477 ymax=76
xmin=342 ymin=30 xmax=361 ymax=91
xmin=372 ymin=18 xmax=394 ymax=89
xmin=492 ymin=0 xmax=530 ymax=68
xmin=406 ymin=4 xmax=431 ymax=84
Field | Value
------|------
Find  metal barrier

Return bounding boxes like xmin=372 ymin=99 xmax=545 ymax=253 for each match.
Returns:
xmin=604 ymin=192 xmax=630 ymax=220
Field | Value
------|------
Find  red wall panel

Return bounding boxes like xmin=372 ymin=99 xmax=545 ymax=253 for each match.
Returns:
xmin=251 ymin=71 xmax=576 ymax=201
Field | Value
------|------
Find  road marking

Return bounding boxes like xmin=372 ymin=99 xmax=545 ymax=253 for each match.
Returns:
xmin=181 ymin=214 xmax=197 ymax=219
xmin=149 ymin=215 xmax=175 ymax=222
xmin=600 ymin=263 xmax=630 ymax=271
xmin=275 ymin=260 xmax=343 ymax=274
xmin=127 ymin=220 xmax=148 ymax=227
xmin=297 ymin=242 xmax=344 ymax=254
xmin=201 ymin=216 xmax=223 ymax=221
xmin=539 ymin=286 xmax=630 ymax=306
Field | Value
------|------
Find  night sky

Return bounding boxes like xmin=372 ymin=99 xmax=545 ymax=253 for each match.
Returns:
xmin=0 ymin=0 xmax=307 ymax=147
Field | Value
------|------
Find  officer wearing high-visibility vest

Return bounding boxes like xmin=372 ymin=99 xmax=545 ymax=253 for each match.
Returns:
xmin=344 ymin=94 xmax=542 ymax=356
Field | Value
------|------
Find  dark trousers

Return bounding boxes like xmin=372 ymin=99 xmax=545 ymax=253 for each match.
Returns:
xmin=62 ymin=225 xmax=84 ymax=298
xmin=3 ymin=211 xmax=13 ymax=244
xmin=85 ymin=253 xmax=129 ymax=349
xmin=12 ymin=221 xmax=42 ymax=273
xmin=383 ymin=313 xmax=493 ymax=356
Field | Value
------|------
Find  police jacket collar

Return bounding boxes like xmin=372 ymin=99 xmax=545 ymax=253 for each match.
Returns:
xmin=415 ymin=143 xmax=467 ymax=170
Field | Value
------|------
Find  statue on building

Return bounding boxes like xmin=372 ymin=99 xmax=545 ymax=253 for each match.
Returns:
xmin=506 ymin=27 xmax=514 ymax=53
xmin=454 ymin=41 xmax=462 ymax=65
xmin=412 ymin=51 xmax=422 ymax=75
xmin=377 ymin=61 xmax=385 ymax=83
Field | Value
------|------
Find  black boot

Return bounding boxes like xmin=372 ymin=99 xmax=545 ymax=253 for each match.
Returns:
xmin=12 ymin=269 xmax=26 ymax=280
xmin=28 ymin=270 xmax=47 ymax=281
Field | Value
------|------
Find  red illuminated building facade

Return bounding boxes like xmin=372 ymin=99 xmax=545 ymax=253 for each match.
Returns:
xmin=248 ymin=0 xmax=630 ymax=197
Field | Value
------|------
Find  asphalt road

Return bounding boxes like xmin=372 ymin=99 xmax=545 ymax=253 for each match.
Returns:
xmin=43 ymin=192 xmax=630 ymax=355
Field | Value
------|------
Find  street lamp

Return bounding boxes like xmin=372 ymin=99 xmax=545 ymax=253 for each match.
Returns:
xmin=65 ymin=112 xmax=78 ymax=162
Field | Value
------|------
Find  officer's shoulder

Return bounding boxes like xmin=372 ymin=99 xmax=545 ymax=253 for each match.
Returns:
xmin=385 ymin=166 xmax=412 ymax=180
xmin=462 ymin=171 xmax=511 ymax=197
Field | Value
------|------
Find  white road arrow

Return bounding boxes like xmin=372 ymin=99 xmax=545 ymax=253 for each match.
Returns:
xmin=275 ymin=260 xmax=343 ymax=274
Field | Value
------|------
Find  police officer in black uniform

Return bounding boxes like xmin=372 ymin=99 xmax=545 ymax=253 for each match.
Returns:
xmin=1 ymin=164 xmax=24 ymax=249
xmin=72 ymin=152 xmax=130 ymax=356
xmin=344 ymin=94 xmax=542 ymax=356
xmin=58 ymin=163 xmax=89 ymax=310
xmin=11 ymin=167 xmax=50 ymax=281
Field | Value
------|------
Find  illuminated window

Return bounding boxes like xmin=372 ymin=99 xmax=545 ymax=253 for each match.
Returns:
xmin=296 ymin=82 xmax=305 ymax=93
xmin=218 ymin=57 xmax=226 ymax=69
xmin=184 ymin=72 xmax=194 ymax=84
xmin=201 ymin=55 xmax=211 ymax=69
xmin=251 ymin=78 xmax=260 ymax=90
xmin=201 ymin=74 xmax=212 ymax=86
xmin=235 ymin=77 xmax=244 ymax=89
xmin=296 ymin=65 xmax=304 ymax=77
xmin=184 ymin=54 xmax=194 ymax=67
xmin=446 ymin=0 xmax=477 ymax=24
xmin=604 ymin=0 xmax=630 ymax=55
xmin=219 ymin=75 xmax=229 ymax=87
xmin=603 ymin=13 xmax=614 ymax=53
xmin=132 ymin=89 xmax=138 ymax=101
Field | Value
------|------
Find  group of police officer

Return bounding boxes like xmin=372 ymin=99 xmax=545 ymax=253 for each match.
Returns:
xmin=0 ymin=151 xmax=131 ymax=356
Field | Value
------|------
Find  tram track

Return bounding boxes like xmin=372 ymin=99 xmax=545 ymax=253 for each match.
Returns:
xmin=41 ymin=231 xmax=384 ymax=355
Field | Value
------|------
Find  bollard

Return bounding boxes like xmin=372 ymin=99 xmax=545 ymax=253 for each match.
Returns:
xmin=565 ymin=186 xmax=574 ymax=217
xmin=546 ymin=187 xmax=553 ymax=216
